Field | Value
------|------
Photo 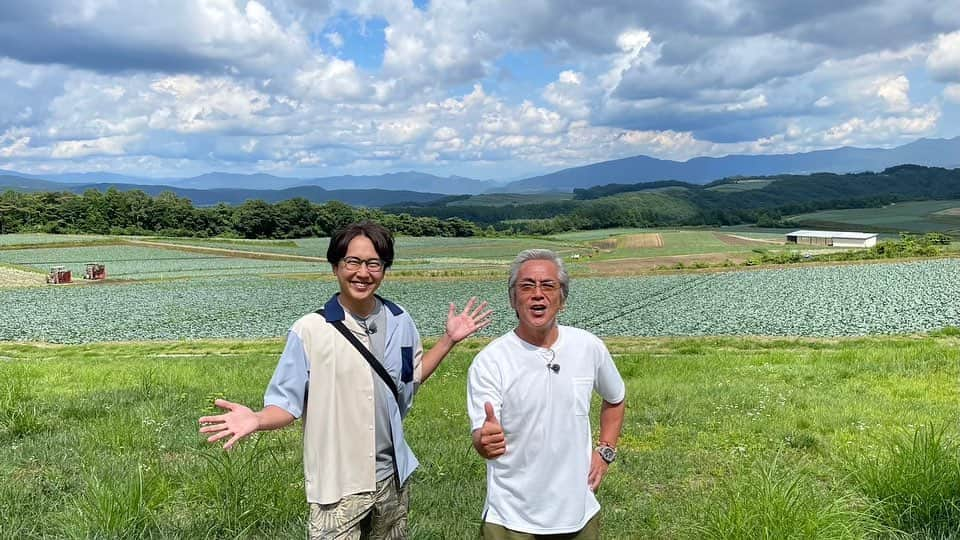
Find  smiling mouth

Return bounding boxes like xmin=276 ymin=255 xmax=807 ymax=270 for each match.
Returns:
xmin=530 ymin=304 xmax=547 ymax=314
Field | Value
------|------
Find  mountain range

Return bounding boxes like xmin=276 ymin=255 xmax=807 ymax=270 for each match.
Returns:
xmin=2 ymin=136 xmax=959 ymax=204
xmin=497 ymin=136 xmax=960 ymax=192
xmin=0 ymin=177 xmax=447 ymax=207
xmin=0 ymin=170 xmax=499 ymax=195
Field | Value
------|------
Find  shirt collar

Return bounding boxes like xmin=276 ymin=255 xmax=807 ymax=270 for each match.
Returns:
xmin=322 ymin=293 xmax=404 ymax=322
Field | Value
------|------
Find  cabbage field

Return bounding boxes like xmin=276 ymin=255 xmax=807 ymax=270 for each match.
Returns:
xmin=3 ymin=258 xmax=959 ymax=343
xmin=0 ymin=245 xmax=326 ymax=280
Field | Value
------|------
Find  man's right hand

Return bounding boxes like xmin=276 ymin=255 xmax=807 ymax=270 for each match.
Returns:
xmin=473 ymin=401 xmax=506 ymax=459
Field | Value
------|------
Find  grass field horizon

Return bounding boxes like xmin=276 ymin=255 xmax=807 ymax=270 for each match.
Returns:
xmin=1 ymin=334 xmax=957 ymax=539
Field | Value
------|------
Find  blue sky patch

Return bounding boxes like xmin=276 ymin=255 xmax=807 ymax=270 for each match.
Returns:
xmin=320 ymin=12 xmax=388 ymax=71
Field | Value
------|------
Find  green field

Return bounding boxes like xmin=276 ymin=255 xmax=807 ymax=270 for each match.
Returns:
xmin=790 ymin=200 xmax=960 ymax=235
xmin=548 ymin=228 xmax=788 ymax=260
xmin=0 ymin=230 xmax=811 ymax=279
xmin=0 ymin=244 xmax=326 ymax=280
xmin=705 ymin=178 xmax=775 ymax=192
xmin=149 ymin=235 xmax=584 ymax=263
xmin=1 ymin=336 xmax=957 ymax=539
xmin=446 ymin=192 xmax=575 ymax=206
xmin=5 ymin=258 xmax=960 ymax=342
xmin=0 ymin=233 xmax=117 ymax=248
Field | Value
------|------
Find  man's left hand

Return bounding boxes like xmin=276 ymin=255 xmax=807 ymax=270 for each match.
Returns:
xmin=445 ymin=297 xmax=492 ymax=342
xmin=588 ymin=452 xmax=609 ymax=492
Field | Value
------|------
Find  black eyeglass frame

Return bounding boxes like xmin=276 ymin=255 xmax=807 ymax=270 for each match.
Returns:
xmin=340 ymin=256 xmax=386 ymax=272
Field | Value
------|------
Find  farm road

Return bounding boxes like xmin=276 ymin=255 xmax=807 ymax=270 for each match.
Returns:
xmin=123 ymin=239 xmax=325 ymax=262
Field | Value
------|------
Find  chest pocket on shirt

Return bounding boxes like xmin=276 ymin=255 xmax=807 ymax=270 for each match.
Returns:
xmin=401 ymin=346 xmax=414 ymax=383
xmin=573 ymin=377 xmax=593 ymax=416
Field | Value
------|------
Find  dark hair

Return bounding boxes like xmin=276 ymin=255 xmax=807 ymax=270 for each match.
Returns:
xmin=326 ymin=221 xmax=395 ymax=269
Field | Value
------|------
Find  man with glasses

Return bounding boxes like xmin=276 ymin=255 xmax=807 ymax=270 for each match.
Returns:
xmin=200 ymin=221 xmax=492 ymax=539
xmin=468 ymin=249 xmax=625 ymax=539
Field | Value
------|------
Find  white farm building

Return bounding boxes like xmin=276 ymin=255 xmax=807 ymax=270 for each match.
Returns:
xmin=785 ymin=230 xmax=878 ymax=248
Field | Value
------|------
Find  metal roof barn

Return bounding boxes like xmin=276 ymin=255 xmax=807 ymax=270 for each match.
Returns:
xmin=785 ymin=230 xmax=878 ymax=248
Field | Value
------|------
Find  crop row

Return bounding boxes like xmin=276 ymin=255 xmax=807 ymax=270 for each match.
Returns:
xmin=2 ymin=259 xmax=959 ymax=343
xmin=146 ymin=236 xmax=581 ymax=261
xmin=0 ymin=245 xmax=325 ymax=279
xmin=0 ymin=233 xmax=115 ymax=246
xmin=0 ymin=242 xmax=542 ymax=276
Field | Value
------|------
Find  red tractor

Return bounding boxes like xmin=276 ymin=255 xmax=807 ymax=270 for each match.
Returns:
xmin=84 ymin=263 xmax=107 ymax=280
xmin=47 ymin=266 xmax=72 ymax=284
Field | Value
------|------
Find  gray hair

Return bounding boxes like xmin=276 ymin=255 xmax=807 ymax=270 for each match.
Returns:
xmin=508 ymin=249 xmax=570 ymax=305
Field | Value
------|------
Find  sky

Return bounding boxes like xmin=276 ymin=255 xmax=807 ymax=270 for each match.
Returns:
xmin=1 ymin=0 xmax=959 ymax=181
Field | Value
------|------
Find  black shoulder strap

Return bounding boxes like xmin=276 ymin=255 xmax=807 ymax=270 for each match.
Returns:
xmin=316 ymin=309 xmax=400 ymax=403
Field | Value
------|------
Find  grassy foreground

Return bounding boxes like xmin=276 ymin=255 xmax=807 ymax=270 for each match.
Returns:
xmin=1 ymin=335 xmax=958 ymax=539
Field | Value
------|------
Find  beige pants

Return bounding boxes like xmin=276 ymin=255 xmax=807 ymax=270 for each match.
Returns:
xmin=308 ymin=477 xmax=409 ymax=540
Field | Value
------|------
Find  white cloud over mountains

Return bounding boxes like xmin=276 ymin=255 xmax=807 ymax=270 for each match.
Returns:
xmin=0 ymin=0 xmax=958 ymax=179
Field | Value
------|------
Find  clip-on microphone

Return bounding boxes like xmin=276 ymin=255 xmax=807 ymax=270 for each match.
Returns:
xmin=544 ymin=349 xmax=559 ymax=373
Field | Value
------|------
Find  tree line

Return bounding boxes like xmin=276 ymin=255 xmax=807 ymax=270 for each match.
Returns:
xmin=3 ymin=165 xmax=959 ymax=239
xmin=386 ymin=165 xmax=960 ymax=234
xmin=0 ymin=188 xmax=480 ymax=238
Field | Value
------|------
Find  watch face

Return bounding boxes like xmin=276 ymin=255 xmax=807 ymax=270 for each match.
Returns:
xmin=598 ymin=446 xmax=616 ymax=463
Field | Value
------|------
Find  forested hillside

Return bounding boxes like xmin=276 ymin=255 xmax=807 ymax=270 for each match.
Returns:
xmin=387 ymin=165 xmax=960 ymax=233
xmin=0 ymin=188 xmax=477 ymax=238
xmin=3 ymin=165 xmax=959 ymax=238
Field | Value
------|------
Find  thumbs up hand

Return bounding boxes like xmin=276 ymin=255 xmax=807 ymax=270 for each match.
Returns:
xmin=473 ymin=401 xmax=506 ymax=459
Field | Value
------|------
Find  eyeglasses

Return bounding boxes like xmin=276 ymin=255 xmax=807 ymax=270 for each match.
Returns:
xmin=516 ymin=280 xmax=561 ymax=294
xmin=340 ymin=256 xmax=385 ymax=272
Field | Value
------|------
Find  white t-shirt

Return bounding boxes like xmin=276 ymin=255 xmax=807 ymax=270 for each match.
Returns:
xmin=467 ymin=325 xmax=626 ymax=535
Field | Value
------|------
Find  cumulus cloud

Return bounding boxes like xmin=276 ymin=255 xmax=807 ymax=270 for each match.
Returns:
xmin=875 ymin=75 xmax=912 ymax=112
xmin=0 ymin=0 xmax=309 ymax=76
xmin=51 ymin=135 xmax=139 ymax=159
xmin=927 ymin=31 xmax=960 ymax=82
xmin=0 ymin=0 xmax=958 ymax=178
xmin=819 ymin=108 xmax=939 ymax=146
xmin=293 ymin=58 xmax=368 ymax=101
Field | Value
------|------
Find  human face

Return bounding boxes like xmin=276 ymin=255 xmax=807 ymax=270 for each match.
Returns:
xmin=333 ymin=235 xmax=385 ymax=313
xmin=511 ymin=259 xmax=564 ymax=335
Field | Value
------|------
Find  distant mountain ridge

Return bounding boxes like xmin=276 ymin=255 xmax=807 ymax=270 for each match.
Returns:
xmin=0 ymin=169 xmax=498 ymax=195
xmin=498 ymin=137 xmax=960 ymax=193
xmin=170 ymin=171 xmax=491 ymax=195
xmin=3 ymin=136 xmax=959 ymax=196
xmin=0 ymin=177 xmax=447 ymax=207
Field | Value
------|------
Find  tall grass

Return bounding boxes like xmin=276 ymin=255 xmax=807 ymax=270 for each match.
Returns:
xmin=841 ymin=425 xmax=960 ymax=538
xmin=694 ymin=453 xmax=884 ymax=540
xmin=0 ymin=335 xmax=956 ymax=538
xmin=66 ymin=464 xmax=166 ymax=539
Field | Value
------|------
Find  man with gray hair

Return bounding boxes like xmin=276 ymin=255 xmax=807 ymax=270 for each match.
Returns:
xmin=467 ymin=249 xmax=626 ymax=539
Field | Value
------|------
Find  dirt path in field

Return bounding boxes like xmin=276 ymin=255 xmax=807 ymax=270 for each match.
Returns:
xmin=0 ymin=267 xmax=46 ymax=288
xmin=582 ymin=252 xmax=754 ymax=275
xmin=620 ymin=233 xmax=663 ymax=248
xmin=591 ymin=233 xmax=663 ymax=251
xmin=123 ymin=239 xmax=326 ymax=262
xmin=713 ymin=232 xmax=784 ymax=245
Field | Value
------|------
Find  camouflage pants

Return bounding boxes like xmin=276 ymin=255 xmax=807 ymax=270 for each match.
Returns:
xmin=308 ymin=477 xmax=409 ymax=540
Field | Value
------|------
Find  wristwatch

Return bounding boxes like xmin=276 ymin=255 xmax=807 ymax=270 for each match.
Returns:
xmin=596 ymin=443 xmax=617 ymax=464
